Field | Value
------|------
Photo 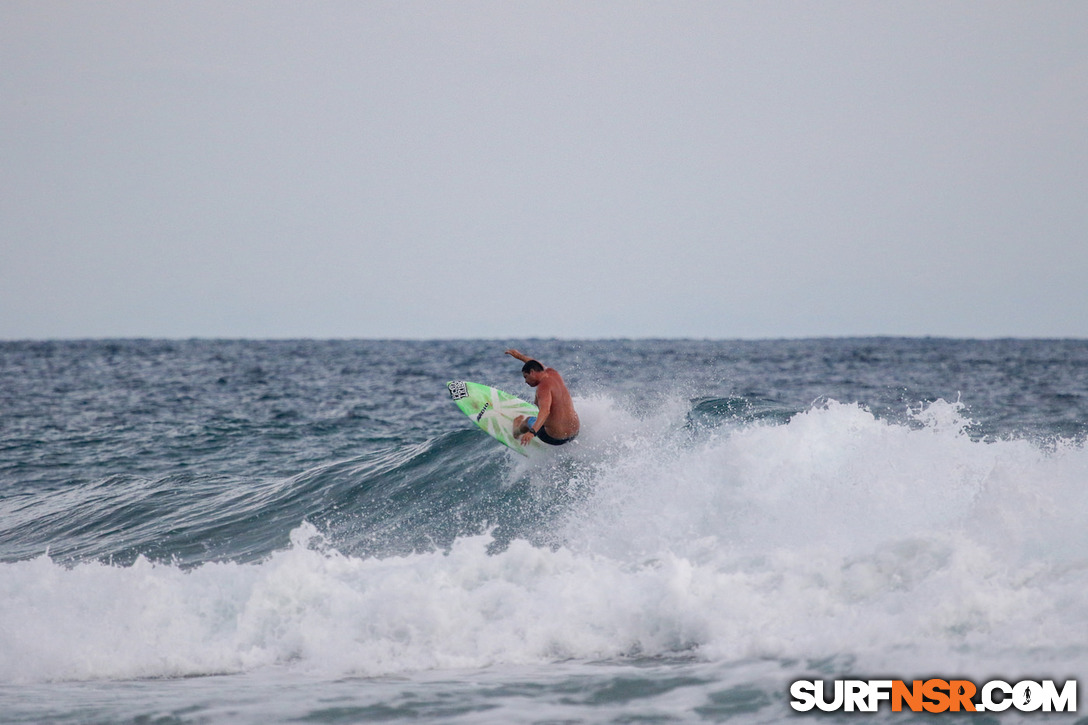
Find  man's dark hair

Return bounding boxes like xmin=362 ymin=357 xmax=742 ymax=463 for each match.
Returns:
xmin=522 ymin=360 xmax=544 ymax=374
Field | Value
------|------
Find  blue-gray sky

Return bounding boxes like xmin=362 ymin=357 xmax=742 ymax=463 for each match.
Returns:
xmin=3 ymin=2 xmax=1086 ymax=340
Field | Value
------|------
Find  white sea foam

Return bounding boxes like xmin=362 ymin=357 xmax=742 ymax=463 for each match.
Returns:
xmin=2 ymin=398 xmax=1086 ymax=683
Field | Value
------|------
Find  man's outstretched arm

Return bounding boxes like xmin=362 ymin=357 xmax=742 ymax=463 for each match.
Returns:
xmin=505 ymin=349 xmax=533 ymax=363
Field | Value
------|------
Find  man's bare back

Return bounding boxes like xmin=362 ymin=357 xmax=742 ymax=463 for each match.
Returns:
xmin=504 ymin=349 xmax=580 ymax=446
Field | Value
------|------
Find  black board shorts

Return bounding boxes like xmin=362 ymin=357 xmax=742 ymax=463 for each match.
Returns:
xmin=537 ymin=428 xmax=576 ymax=446
xmin=526 ymin=416 xmax=577 ymax=446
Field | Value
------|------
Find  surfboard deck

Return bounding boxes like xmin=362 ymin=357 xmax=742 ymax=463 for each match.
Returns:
xmin=447 ymin=380 xmax=543 ymax=455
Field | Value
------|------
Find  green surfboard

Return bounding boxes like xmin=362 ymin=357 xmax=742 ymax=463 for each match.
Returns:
xmin=447 ymin=380 xmax=544 ymax=455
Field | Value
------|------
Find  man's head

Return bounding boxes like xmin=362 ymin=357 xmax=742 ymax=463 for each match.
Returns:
xmin=521 ymin=359 xmax=544 ymax=386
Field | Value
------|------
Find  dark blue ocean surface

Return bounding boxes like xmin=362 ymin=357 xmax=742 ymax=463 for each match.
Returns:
xmin=1 ymin=339 xmax=1086 ymax=723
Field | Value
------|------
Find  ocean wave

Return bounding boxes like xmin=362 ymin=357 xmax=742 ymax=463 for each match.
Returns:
xmin=2 ymin=396 xmax=1086 ymax=684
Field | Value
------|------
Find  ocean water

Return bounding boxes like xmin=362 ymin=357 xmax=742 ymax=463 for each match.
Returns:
xmin=1 ymin=338 xmax=1086 ymax=723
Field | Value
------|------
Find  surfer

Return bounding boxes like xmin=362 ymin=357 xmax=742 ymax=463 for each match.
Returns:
xmin=505 ymin=349 xmax=580 ymax=446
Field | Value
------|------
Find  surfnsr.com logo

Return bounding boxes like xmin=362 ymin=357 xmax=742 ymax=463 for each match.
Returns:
xmin=790 ymin=679 xmax=1077 ymax=714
